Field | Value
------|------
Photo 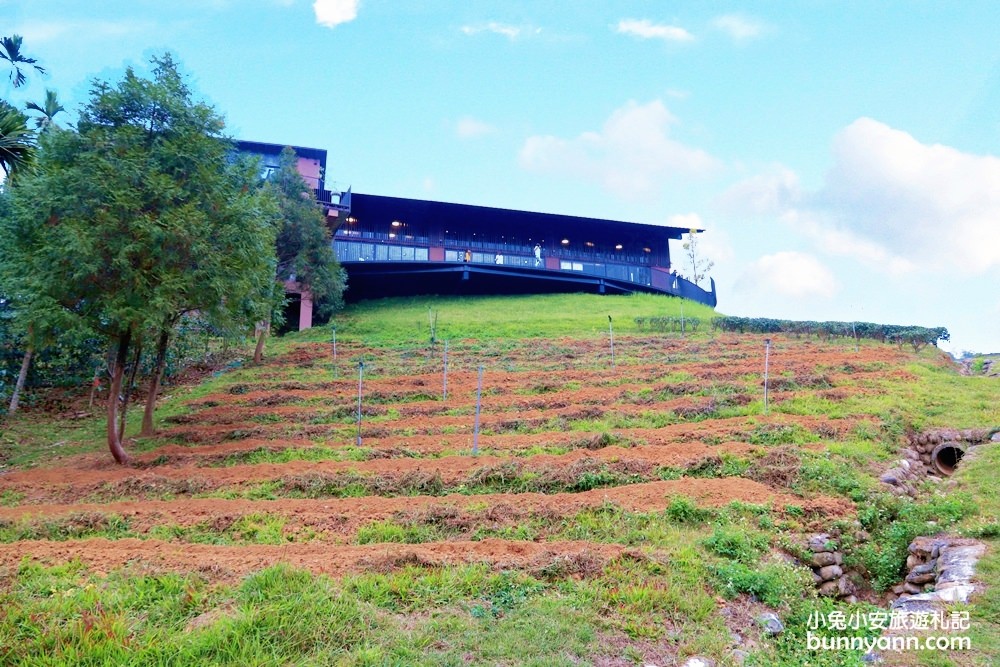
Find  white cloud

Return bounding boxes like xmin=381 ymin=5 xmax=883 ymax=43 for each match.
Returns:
xmin=739 ymin=251 xmax=838 ymax=299
xmin=817 ymin=118 xmax=1000 ymax=274
xmin=519 ymin=100 xmax=719 ymax=200
xmin=719 ymin=165 xmax=800 ymax=215
xmin=669 ymin=212 xmax=703 ymax=230
xmin=668 ymin=216 xmax=733 ymax=273
xmin=711 ymin=14 xmax=768 ymax=41
xmin=313 ymin=0 xmax=358 ymax=28
xmin=460 ymin=22 xmax=539 ymax=40
xmin=723 ymin=118 xmax=1000 ymax=276
xmin=455 ymin=117 xmax=496 ymax=139
xmin=616 ymin=19 xmax=694 ymax=43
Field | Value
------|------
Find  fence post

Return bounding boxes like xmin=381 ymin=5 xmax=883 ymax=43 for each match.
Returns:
xmin=763 ymin=338 xmax=771 ymax=415
xmin=332 ymin=325 xmax=337 ymax=379
xmin=608 ymin=315 xmax=615 ymax=368
xmin=443 ymin=339 xmax=448 ymax=401
xmin=473 ymin=364 xmax=483 ymax=455
xmin=356 ymin=360 xmax=364 ymax=446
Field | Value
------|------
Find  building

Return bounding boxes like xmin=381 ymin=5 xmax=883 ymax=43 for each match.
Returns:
xmin=237 ymin=140 xmax=717 ymax=329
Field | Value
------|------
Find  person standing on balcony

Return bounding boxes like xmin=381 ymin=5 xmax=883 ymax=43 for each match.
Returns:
xmin=464 ymin=248 xmax=472 ymax=262
xmin=533 ymin=244 xmax=542 ymax=267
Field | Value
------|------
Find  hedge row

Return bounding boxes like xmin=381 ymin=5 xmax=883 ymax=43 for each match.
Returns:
xmin=634 ymin=316 xmax=702 ymax=332
xmin=710 ymin=317 xmax=949 ymax=350
xmin=634 ymin=314 xmax=949 ymax=351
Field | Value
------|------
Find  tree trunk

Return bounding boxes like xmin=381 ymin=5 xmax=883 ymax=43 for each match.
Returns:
xmin=253 ymin=321 xmax=269 ymax=364
xmin=118 ymin=334 xmax=143 ymax=442
xmin=107 ymin=330 xmax=132 ymax=465
xmin=141 ymin=328 xmax=171 ymax=436
xmin=8 ymin=345 xmax=33 ymax=414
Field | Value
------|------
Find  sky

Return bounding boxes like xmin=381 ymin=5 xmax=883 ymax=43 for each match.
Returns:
xmin=4 ymin=0 xmax=1000 ymax=355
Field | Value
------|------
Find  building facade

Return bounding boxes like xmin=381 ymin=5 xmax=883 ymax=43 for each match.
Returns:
xmin=237 ymin=141 xmax=717 ymax=329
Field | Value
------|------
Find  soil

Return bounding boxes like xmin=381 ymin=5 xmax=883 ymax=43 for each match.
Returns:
xmin=0 ymin=333 xmax=889 ymax=583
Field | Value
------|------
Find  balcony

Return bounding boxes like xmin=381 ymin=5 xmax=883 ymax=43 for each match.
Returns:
xmin=331 ymin=229 xmax=716 ymax=307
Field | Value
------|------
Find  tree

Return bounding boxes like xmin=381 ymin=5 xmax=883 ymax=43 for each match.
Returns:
xmin=681 ymin=228 xmax=714 ymax=287
xmin=1 ymin=35 xmax=45 ymax=183
xmin=1 ymin=54 xmax=278 ymax=463
xmin=0 ymin=35 xmax=45 ymax=89
xmin=25 ymin=89 xmax=65 ymax=131
xmin=0 ymin=100 xmax=33 ymax=181
xmin=254 ymin=146 xmax=346 ymax=361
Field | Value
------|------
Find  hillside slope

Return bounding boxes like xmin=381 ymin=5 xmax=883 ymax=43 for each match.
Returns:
xmin=1 ymin=294 xmax=997 ymax=666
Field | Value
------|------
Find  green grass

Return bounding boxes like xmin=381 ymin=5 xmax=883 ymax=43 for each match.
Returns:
xmin=300 ymin=292 xmax=719 ymax=346
xmin=3 ymin=293 xmax=1000 ymax=665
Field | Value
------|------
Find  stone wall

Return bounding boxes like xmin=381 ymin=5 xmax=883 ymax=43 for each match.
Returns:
xmin=880 ymin=427 xmax=998 ymax=496
xmin=804 ymin=533 xmax=858 ymax=603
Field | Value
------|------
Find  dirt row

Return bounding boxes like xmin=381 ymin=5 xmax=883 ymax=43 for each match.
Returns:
xmin=0 ymin=537 xmax=631 ymax=582
xmin=0 ymin=478 xmax=852 ymax=535
xmin=0 ymin=332 xmax=890 ymax=585
xmin=1 ymin=441 xmax=764 ymax=502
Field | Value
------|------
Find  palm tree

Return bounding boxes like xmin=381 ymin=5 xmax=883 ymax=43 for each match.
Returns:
xmin=25 ymin=89 xmax=65 ymax=131
xmin=0 ymin=100 xmax=34 ymax=181
xmin=0 ymin=35 xmax=46 ymax=89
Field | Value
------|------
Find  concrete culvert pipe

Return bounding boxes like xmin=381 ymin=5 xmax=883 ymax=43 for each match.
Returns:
xmin=931 ymin=442 xmax=967 ymax=476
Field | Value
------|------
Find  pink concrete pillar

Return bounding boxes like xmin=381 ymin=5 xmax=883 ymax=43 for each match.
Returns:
xmin=299 ymin=291 xmax=314 ymax=331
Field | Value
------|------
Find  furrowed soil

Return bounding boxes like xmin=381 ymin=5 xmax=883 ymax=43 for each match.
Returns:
xmin=6 ymin=320 xmax=995 ymax=666
xmin=0 ymin=334 xmax=891 ymax=576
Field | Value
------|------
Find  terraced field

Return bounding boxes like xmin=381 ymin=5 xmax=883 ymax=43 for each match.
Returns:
xmin=1 ymin=295 xmax=998 ymax=666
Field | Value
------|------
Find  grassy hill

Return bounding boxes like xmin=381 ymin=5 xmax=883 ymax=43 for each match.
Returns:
xmin=0 ymin=293 xmax=997 ymax=666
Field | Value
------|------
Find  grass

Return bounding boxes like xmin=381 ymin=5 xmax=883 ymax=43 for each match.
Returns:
xmin=2 ymin=293 xmax=1000 ymax=665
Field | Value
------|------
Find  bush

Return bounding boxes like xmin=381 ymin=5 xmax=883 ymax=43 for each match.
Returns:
xmin=710 ymin=561 xmax=810 ymax=607
xmin=703 ymin=525 xmax=770 ymax=563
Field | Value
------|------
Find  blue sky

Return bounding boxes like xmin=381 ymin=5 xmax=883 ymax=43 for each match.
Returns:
xmin=4 ymin=0 xmax=1000 ymax=354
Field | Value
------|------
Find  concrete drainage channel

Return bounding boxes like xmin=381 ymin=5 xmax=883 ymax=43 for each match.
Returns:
xmin=673 ymin=428 xmax=998 ymax=667
xmin=879 ymin=427 xmax=1000 ymax=496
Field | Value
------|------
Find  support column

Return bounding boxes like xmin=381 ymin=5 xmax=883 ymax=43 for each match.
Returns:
xmin=299 ymin=290 xmax=314 ymax=330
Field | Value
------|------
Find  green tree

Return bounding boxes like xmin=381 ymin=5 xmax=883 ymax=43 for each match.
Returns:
xmin=254 ymin=146 xmax=346 ymax=361
xmin=25 ymin=89 xmax=65 ymax=131
xmin=0 ymin=54 xmax=278 ymax=463
xmin=1 ymin=35 xmax=46 ymax=182
xmin=0 ymin=100 xmax=33 ymax=182
xmin=0 ymin=35 xmax=46 ymax=89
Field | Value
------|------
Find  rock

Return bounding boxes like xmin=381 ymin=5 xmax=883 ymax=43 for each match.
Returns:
xmin=836 ymin=576 xmax=857 ymax=597
xmin=757 ymin=612 xmax=784 ymax=636
xmin=819 ymin=580 xmax=840 ymax=597
xmin=905 ymin=554 xmax=922 ymax=570
xmin=680 ymin=657 xmax=715 ymax=667
xmin=730 ymin=631 xmax=742 ymax=645
xmin=903 ymin=582 xmax=923 ymax=595
xmin=937 ymin=544 xmax=986 ymax=586
xmin=892 ymin=584 xmax=907 ymax=595
xmin=844 ymin=594 xmax=859 ymax=604
xmin=811 ymin=551 xmax=838 ymax=567
xmin=879 ymin=472 xmax=900 ymax=485
xmin=991 ymin=432 xmax=1000 ymax=443
xmin=812 ymin=571 xmax=823 ymax=584
xmin=808 ymin=534 xmax=835 ymax=552
xmin=817 ymin=564 xmax=843 ymax=581
xmin=730 ymin=649 xmax=749 ymax=665
xmin=854 ymin=530 xmax=870 ymax=542
xmin=906 ymin=572 xmax=935 ymax=585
